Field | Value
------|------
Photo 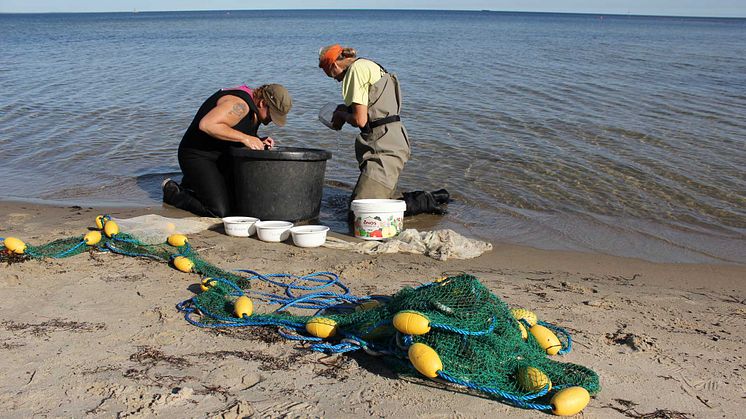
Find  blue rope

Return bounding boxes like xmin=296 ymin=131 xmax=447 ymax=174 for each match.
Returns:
xmin=431 ymin=317 xmax=497 ymax=336
xmin=437 ymin=371 xmax=552 ymax=411
xmin=237 ymin=270 xmax=351 ymax=298
xmin=310 ymin=341 xmax=361 ymax=353
xmin=51 ymin=240 xmax=86 ymax=258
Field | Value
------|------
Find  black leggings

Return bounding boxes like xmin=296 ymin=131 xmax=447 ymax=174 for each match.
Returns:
xmin=169 ymin=147 xmax=234 ymax=217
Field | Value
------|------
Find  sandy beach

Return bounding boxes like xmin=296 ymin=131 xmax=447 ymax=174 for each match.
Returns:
xmin=1 ymin=200 xmax=744 ymax=418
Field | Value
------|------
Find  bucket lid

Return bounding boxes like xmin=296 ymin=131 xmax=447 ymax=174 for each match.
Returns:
xmin=351 ymin=199 xmax=406 ymax=212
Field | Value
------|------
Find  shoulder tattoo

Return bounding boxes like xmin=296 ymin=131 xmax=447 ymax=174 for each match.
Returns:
xmin=229 ymin=102 xmax=248 ymax=118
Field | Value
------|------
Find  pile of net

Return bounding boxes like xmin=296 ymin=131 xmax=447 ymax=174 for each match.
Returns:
xmin=1 ymin=216 xmax=600 ymax=415
xmin=179 ymin=272 xmax=600 ymax=415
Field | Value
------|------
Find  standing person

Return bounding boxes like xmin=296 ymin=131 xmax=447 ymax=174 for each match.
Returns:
xmin=162 ymin=83 xmax=292 ymax=217
xmin=318 ymin=44 xmax=448 ymax=215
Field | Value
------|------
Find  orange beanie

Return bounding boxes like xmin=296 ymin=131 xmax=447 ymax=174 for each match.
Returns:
xmin=319 ymin=44 xmax=343 ymax=70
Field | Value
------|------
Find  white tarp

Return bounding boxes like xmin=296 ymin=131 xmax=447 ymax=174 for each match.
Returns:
xmin=323 ymin=228 xmax=492 ymax=261
xmin=113 ymin=214 xmax=221 ymax=244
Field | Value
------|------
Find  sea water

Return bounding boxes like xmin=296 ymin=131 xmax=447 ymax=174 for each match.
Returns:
xmin=1 ymin=10 xmax=744 ymax=263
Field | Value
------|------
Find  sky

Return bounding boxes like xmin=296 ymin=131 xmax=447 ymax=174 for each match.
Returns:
xmin=0 ymin=0 xmax=744 ymax=18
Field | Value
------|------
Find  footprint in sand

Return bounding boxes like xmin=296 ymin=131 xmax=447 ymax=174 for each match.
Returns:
xmin=692 ymin=380 xmax=721 ymax=392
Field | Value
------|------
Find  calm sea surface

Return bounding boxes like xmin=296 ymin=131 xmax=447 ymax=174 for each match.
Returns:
xmin=1 ymin=10 xmax=744 ymax=264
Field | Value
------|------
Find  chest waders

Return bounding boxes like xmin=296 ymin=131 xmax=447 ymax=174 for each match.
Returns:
xmin=350 ymin=66 xmax=411 ymax=202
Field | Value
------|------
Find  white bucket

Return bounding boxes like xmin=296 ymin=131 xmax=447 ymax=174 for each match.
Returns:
xmin=350 ymin=199 xmax=406 ymax=240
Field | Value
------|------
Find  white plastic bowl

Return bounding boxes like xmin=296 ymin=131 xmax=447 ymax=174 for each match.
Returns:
xmin=255 ymin=220 xmax=294 ymax=242
xmin=290 ymin=225 xmax=330 ymax=248
xmin=222 ymin=216 xmax=260 ymax=237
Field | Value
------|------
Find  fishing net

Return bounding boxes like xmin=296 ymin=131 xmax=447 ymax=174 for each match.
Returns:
xmin=1 ymin=217 xmax=247 ymax=286
xmin=180 ymin=272 xmax=601 ymax=413
xmin=2 ymin=216 xmax=600 ymax=414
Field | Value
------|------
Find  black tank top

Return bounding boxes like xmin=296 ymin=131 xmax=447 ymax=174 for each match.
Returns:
xmin=179 ymin=89 xmax=260 ymax=153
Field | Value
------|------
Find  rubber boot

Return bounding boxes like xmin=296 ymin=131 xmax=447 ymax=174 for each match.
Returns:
xmin=163 ymin=180 xmax=221 ymax=218
xmin=402 ymin=191 xmax=447 ymax=216
xmin=430 ymin=188 xmax=450 ymax=205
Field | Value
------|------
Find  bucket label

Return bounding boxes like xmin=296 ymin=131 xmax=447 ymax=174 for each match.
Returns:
xmin=355 ymin=214 xmax=403 ymax=239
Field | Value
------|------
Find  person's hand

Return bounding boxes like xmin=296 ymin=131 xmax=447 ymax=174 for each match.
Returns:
xmin=261 ymin=136 xmax=275 ymax=150
xmin=242 ymin=137 xmax=265 ymax=150
xmin=331 ymin=109 xmax=346 ymax=130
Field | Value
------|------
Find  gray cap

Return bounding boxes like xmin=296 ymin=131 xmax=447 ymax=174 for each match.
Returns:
xmin=264 ymin=84 xmax=292 ymax=126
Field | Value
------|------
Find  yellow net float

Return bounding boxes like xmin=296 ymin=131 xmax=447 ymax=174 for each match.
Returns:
xmin=305 ymin=317 xmax=337 ymax=338
xmin=2 ymin=237 xmax=27 ymax=254
xmin=94 ymin=215 xmax=110 ymax=230
xmin=234 ymin=295 xmax=253 ymax=318
xmin=173 ymin=256 xmax=194 ymax=273
xmin=103 ymin=220 xmax=119 ymax=238
xmin=516 ymin=366 xmax=551 ymax=392
xmin=529 ymin=324 xmax=562 ymax=355
xmin=517 ymin=321 xmax=528 ymax=340
xmin=167 ymin=234 xmax=188 ymax=247
xmin=510 ymin=308 xmax=538 ymax=326
xmin=550 ymin=386 xmax=590 ymax=416
xmin=408 ymin=343 xmax=442 ymax=378
xmin=199 ymin=277 xmax=217 ymax=292
xmin=83 ymin=231 xmax=102 ymax=246
xmin=392 ymin=310 xmax=431 ymax=335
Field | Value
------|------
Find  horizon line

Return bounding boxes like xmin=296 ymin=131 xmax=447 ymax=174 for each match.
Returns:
xmin=1 ymin=9 xmax=745 ymax=19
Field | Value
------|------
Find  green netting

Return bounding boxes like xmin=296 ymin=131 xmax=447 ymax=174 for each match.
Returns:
xmin=2 ymin=223 xmax=248 ymax=287
xmin=184 ymin=273 xmax=600 ymax=411
xmin=2 ymin=218 xmax=600 ymax=413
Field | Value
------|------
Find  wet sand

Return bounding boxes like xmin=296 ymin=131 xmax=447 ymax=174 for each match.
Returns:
xmin=1 ymin=200 xmax=744 ymax=418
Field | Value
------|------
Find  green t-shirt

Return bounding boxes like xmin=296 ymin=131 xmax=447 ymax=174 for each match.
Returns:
xmin=341 ymin=59 xmax=383 ymax=107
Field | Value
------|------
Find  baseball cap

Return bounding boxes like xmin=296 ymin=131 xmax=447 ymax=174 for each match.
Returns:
xmin=264 ymin=84 xmax=292 ymax=126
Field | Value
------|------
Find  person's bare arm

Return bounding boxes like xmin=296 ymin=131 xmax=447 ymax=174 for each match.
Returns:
xmin=198 ymin=95 xmax=265 ymax=150
xmin=332 ymin=103 xmax=368 ymax=129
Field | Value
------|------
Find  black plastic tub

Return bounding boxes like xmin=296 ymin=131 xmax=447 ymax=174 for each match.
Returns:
xmin=229 ymin=146 xmax=332 ymax=222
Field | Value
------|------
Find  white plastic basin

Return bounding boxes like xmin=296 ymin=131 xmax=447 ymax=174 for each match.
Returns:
xmin=222 ymin=216 xmax=260 ymax=237
xmin=255 ymin=220 xmax=294 ymax=242
xmin=290 ymin=225 xmax=330 ymax=248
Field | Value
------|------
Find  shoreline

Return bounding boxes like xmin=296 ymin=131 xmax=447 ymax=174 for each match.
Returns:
xmin=2 ymin=200 xmax=745 ymax=417
xmin=3 ymin=193 xmax=743 ymax=267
